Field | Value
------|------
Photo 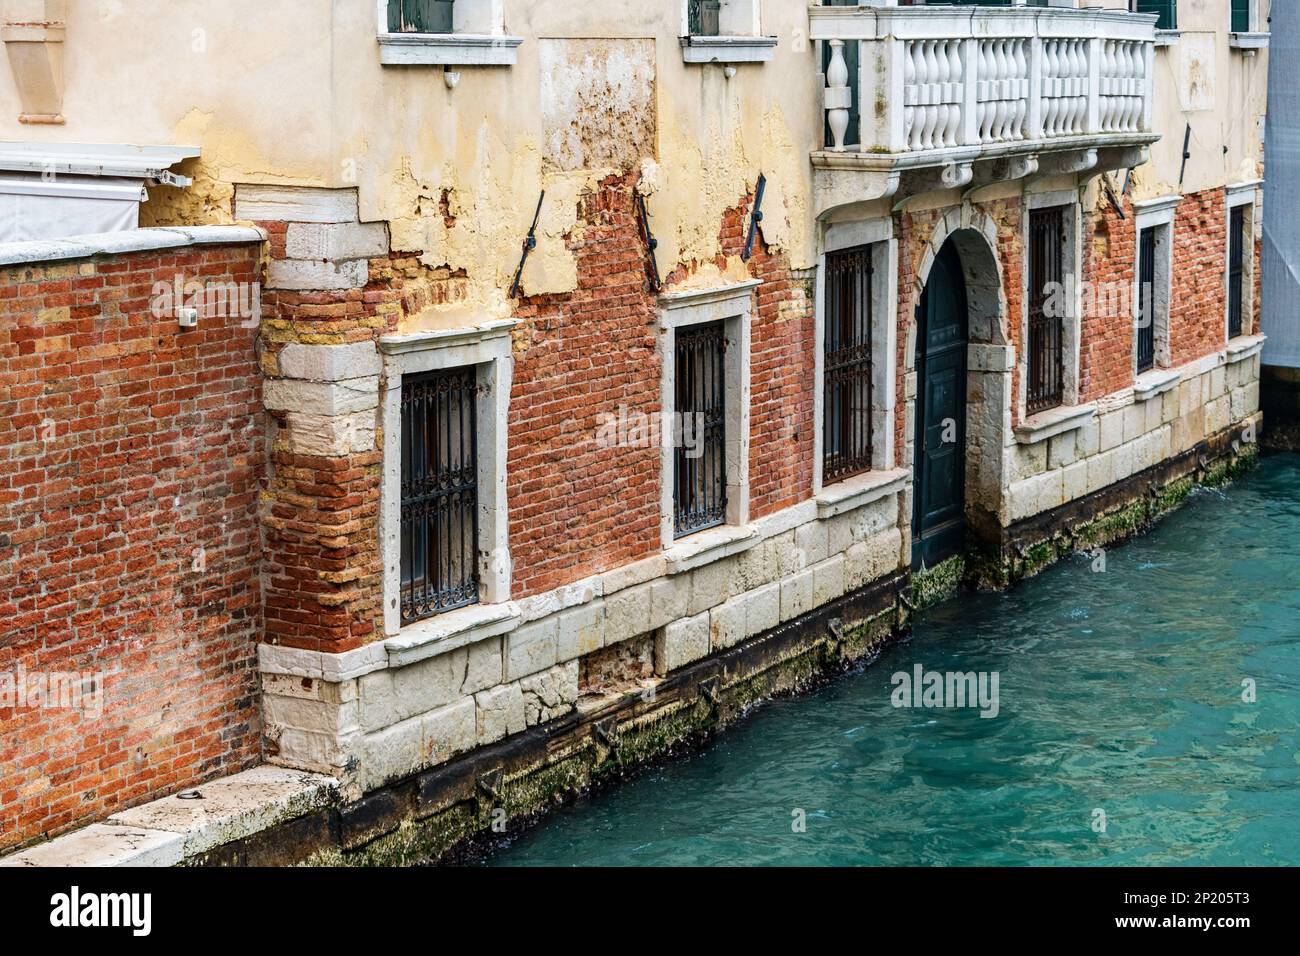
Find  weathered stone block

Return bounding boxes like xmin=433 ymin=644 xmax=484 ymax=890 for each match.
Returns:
xmin=794 ymin=521 xmax=829 ymax=566
xmin=420 ymin=697 xmax=477 ymax=768
xmin=1098 ymin=410 xmax=1123 ymax=452
xmin=507 ymin=617 xmax=559 ymax=681
xmin=519 ymin=661 xmax=579 ymax=726
xmin=235 ymin=184 xmax=360 ymax=223
xmin=475 ymin=683 xmax=526 ymax=745
xmin=267 ymin=258 xmax=368 ymax=291
xmin=604 ymin=581 xmax=653 ymax=645
xmin=649 ymin=575 xmax=689 ymax=630
xmin=263 ymin=376 xmax=379 ymax=416
xmin=812 ymin=553 xmax=847 ymax=607
xmin=656 ymin=611 xmax=710 ymax=675
xmin=283 ymin=411 xmax=375 ymax=456
xmin=779 ymin=569 xmax=815 ymax=622
xmin=709 ymin=597 xmax=746 ymax=651
xmin=557 ymin=599 xmax=605 ymax=661
xmin=278 ymin=342 xmax=382 ymax=382
xmin=744 ymin=581 xmax=781 ymax=638
xmin=687 ymin=559 xmax=732 ymax=616
xmin=286 ymin=221 xmax=389 ymax=261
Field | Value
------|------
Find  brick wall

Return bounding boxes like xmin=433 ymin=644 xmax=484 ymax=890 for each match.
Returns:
xmin=1080 ymin=187 xmax=1235 ymax=402
xmin=0 ymin=240 xmax=265 ymax=852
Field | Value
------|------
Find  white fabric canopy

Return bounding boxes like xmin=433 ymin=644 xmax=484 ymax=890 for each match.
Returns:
xmin=0 ymin=174 xmax=145 ymax=243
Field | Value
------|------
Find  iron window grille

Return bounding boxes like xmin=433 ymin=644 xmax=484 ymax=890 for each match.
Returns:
xmin=1136 ymin=226 xmax=1157 ymax=374
xmin=388 ymin=0 xmax=454 ymax=33
xmin=400 ymin=367 xmax=480 ymax=624
xmin=824 ymin=245 xmax=874 ymax=483
xmin=1027 ymin=206 xmax=1066 ymax=415
xmin=689 ymin=0 xmax=721 ymax=36
xmin=674 ymin=321 xmax=728 ymax=538
xmin=1228 ymin=205 xmax=1246 ymax=339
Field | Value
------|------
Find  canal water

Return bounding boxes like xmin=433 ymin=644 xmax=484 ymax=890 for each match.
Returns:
xmin=486 ymin=453 xmax=1300 ymax=866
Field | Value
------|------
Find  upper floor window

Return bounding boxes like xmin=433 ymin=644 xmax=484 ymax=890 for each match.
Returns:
xmin=1132 ymin=196 xmax=1178 ymax=379
xmin=378 ymin=0 xmax=522 ymax=66
xmin=1229 ymin=0 xmax=1270 ymax=49
xmin=1132 ymin=1 xmax=1176 ymax=32
xmin=673 ymin=321 xmax=729 ymax=538
xmin=680 ymin=0 xmax=776 ymax=65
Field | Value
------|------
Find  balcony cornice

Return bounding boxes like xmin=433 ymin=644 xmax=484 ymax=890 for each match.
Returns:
xmin=808 ymin=6 xmax=1157 ymax=43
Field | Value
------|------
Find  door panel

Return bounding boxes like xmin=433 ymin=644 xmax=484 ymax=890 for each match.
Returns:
xmin=912 ymin=240 xmax=969 ymax=570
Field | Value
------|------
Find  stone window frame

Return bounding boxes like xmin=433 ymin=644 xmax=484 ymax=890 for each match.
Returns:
xmin=678 ymin=0 xmax=777 ymax=65
xmin=813 ymin=216 xmax=898 ymax=495
xmin=1131 ymin=194 xmax=1179 ymax=384
xmin=378 ymin=321 xmax=515 ymax=639
xmin=657 ymin=282 xmax=754 ymax=555
xmin=376 ymin=0 xmax=523 ymax=66
xmin=1018 ymin=188 xmax=1084 ymax=425
xmin=1224 ymin=181 xmax=1261 ymax=343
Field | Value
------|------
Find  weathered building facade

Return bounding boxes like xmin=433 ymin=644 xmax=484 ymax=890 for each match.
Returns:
xmin=0 ymin=0 xmax=1269 ymax=864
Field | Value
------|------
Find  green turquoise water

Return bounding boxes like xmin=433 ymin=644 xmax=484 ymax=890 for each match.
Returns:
xmin=486 ymin=454 xmax=1300 ymax=866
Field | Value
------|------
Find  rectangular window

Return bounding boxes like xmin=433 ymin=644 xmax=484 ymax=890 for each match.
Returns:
xmin=1134 ymin=0 xmax=1177 ymax=31
xmin=1027 ymin=206 xmax=1065 ymax=415
xmin=688 ymin=0 xmax=721 ymax=36
xmin=824 ymin=245 xmax=874 ymax=483
xmin=674 ymin=321 xmax=728 ymax=538
xmin=1228 ymin=205 xmax=1246 ymax=339
xmin=1136 ymin=226 xmax=1157 ymax=373
xmin=400 ymin=367 xmax=479 ymax=623
xmin=1231 ymin=0 xmax=1250 ymax=33
xmin=388 ymin=0 xmax=454 ymax=33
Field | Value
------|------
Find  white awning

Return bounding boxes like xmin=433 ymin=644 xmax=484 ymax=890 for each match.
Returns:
xmin=0 ymin=142 xmax=199 ymax=243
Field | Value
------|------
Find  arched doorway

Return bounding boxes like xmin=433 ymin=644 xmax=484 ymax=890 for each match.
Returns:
xmin=912 ymin=238 xmax=969 ymax=569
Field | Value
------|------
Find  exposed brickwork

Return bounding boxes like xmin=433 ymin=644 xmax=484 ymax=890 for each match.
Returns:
xmin=1079 ymin=194 xmax=1137 ymax=402
xmin=717 ymin=195 xmax=815 ymax=520
xmin=509 ymin=174 xmax=662 ymax=598
xmin=0 ymin=242 xmax=265 ymax=852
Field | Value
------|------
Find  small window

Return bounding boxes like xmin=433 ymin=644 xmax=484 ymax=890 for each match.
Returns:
xmin=1027 ymin=206 xmax=1066 ymax=415
xmin=389 ymin=0 xmax=454 ymax=34
xmin=400 ymin=367 xmax=480 ymax=623
xmin=823 ymin=245 xmax=874 ymax=483
xmin=673 ymin=321 xmax=728 ymax=538
xmin=1136 ymin=226 xmax=1158 ymax=373
xmin=1133 ymin=0 xmax=1176 ymax=31
xmin=688 ymin=0 xmax=720 ymax=36
xmin=1231 ymin=0 xmax=1250 ymax=33
xmin=1228 ymin=205 xmax=1247 ymax=339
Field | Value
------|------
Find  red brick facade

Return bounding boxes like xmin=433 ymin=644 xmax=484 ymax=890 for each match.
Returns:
xmin=0 ymin=242 xmax=265 ymax=852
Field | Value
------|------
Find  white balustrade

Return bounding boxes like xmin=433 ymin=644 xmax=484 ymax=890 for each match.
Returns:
xmin=813 ymin=5 xmax=1155 ymax=156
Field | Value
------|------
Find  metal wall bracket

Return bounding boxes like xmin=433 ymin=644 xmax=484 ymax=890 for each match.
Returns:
xmin=741 ymin=173 xmax=766 ymax=261
xmin=508 ymin=191 xmax=544 ymax=299
xmin=636 ymin=192 xmax=662 ymax=292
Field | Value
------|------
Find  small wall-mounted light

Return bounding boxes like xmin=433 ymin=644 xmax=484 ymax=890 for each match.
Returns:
xmin=178 ymin=307 xmax=199 ymax=330
xmin=444 ymin=68 xmax=460 ymax=89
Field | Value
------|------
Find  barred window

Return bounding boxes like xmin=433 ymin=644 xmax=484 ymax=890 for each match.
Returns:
xmin=1027 ymin=206 xmax=1065 ymax=415
xmin=1136 ymin=226 xmax=1157 ymax=374
xmin=674 ymin=321 xmax=728 ymax=538
xmin=400 ymin=367 xmax=479 ymax=623
xmin=824 ymin=245 xmax=874 ymax=483
xmin=1228 ymin=205 xmax=1246 ymax=339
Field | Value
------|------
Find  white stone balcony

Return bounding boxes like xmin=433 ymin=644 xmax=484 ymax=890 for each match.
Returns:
xmin=810 ymin=3 xmax=1159 ymax=217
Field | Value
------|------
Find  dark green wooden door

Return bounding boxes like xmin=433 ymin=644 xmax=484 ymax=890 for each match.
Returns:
xmin=912 ymin=240 xmax=969 ymax=570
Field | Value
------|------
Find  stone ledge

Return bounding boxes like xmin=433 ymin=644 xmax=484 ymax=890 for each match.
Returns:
xmin=1229 ymin=32 xmax=1269 ymax=51
xmin=680 ymin=35 xmax=778 ymax=65
xmin=816 ymin=468 xmax=909 ymax=519
xmin=378 ymin=33 xmax=522 ymax=66
xmin=385 ymin=602 xmax=521 ymax=668
xmin=0 ymin=766 xmax=338 ymax=867
xmin=0 ymin=225 xmax=265 ymax=267
xmin=379 ymin=319 xmax=517 ymax=354
xmin=1133 ymin=367 xmax=1181 ymax=403
xmin=1226 ymin=334 xmax=1266 ymax=365
xmin=1014 ymin=402 xmax=1097 ymax=446
xmin=663 ymin=523 xmax=760 ymax=575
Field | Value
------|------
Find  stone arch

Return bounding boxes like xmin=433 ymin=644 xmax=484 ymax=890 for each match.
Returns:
xmin=905 ymin=202 xmax=1012 ymax=556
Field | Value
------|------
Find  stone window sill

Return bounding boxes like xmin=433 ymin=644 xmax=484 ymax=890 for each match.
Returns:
xmin=1154 ymin=30 xmax=1180 ymax=48
xmin=378 ymin=32 xmax=523 ymax=66
xmin=1013 ymin=402 xmax=1097 ymax=446
xmin=816 ymin=468 xmax=909 ymax=520
xmin=1229 ymin=32 xmax=1269 ymax=52
xmin=680 ymin=35 xmax=777 ymax=65
xmin=1226 ymin=333 xmax=1266 ymax=365
xmin=663 ymin=524 xmax=760 ymax=575
xmin=384 ymin=601 xmax=522 ymax=668
xmin=1133 ymin=367 xmax=1181 ymax=403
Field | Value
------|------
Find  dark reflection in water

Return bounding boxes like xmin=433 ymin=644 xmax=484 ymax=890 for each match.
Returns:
xmin=486 ymin=454 xmax=1300 ymax=866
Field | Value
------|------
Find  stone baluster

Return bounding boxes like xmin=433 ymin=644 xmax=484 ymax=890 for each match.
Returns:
xmin=825 ymin=39 xmax=851 ymax=151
